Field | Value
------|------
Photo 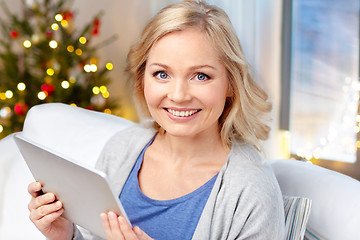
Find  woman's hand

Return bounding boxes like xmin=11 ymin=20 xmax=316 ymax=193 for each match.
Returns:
xmin=101 ymin=212 xmax=153 ymax=240
xmin=28 ymin=182 xmax=73 ymax=240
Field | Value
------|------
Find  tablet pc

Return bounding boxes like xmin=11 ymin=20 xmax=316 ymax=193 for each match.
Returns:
xmin=14 ymin=134 xmax=130 ymax=239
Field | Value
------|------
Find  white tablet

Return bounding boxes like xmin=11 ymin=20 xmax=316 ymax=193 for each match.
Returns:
xmin=14 ymin=134 xmax=130 ymax=239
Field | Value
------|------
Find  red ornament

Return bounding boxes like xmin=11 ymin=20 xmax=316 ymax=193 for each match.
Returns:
xmin=62 ymin=11 xmax=73 ymax=21
xmin=92 ymin=28 xmax=99 ymax=35
xmin=14 ymin=103 xmax=29 ymax=116
xmin=86 ymin=105 xmax=94 ymax=111
xmin=92 ymin=18 xmax=100 ymax=35
xmin=93 ymin=18 xmax=100 ymax=27
xmin=41 ymin=84 xmax=55 ymax=96
xmin=46 ymin=30 xmax=53 ymax=38
xmin=9 ymin=30 xmax=19 ymax=38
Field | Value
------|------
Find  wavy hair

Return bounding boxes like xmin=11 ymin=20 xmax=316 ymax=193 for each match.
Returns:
xmin=126 ymin=0 xmax=271 ymax=151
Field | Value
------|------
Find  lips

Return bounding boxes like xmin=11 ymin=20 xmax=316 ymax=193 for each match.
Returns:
xmin=165 ymin=108 xmax=201 ymax=117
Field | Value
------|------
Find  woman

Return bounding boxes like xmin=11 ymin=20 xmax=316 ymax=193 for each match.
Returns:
xmin=27 ymin=1 xmax=285 ymax=239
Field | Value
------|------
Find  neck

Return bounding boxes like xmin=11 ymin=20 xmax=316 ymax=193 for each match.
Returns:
xmin=154 ymin=130 xmax=228 ymax=165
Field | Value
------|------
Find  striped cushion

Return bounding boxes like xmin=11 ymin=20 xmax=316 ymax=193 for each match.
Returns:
xmin=304 ymin=228 xmax=324 ymax=240
xmin=284 ymin=196 xmax=312 ymax=240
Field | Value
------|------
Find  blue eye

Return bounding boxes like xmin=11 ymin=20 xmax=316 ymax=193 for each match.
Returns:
xmin=155 ymin=71 xmax=168 ymax=79
xmin=196 ymin=73 xmax=209 ymax=81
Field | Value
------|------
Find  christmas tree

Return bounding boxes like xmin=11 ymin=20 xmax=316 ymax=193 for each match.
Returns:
xmin=0 ymin=0 xmax=117 ymax=139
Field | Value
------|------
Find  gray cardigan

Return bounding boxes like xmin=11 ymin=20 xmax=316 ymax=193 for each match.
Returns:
xmin=74 ymin=124 xmax=284 ymax=240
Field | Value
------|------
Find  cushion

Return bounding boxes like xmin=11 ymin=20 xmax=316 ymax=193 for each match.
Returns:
xmin=284 ymin=196 xmax=312 ymax=240
xmin=304 ymin=228 xmax=324 ymax=240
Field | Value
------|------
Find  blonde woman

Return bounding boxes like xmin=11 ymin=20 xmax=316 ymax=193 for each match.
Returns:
xmin=27 ymin=1 xmax=284 ymax=239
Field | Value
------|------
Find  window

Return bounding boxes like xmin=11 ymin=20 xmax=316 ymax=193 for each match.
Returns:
xmin=282 ymin=0 xmax=360 ymax=179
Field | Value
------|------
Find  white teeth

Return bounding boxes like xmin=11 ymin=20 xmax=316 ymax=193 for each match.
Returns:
xmin=167 ymin=109 xmax=199 ymax=117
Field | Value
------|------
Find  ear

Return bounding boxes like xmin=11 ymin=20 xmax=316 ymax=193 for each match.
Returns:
xmin=226 ymin=83 xmax=234 ymax=97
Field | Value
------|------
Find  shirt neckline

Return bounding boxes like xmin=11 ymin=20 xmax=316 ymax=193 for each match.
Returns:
xmin=133 ymin=137 xmax=219 ymax=206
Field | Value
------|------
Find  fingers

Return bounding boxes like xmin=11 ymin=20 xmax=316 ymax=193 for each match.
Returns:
xmin=36 ymin=207 xmax=64 ymax=226
xmin=101 ymin=212 xmax=139 ymax=240
xmin=27 ymin=182 xmax=73 ymax=239
xmin=101 ymin=212 xmax=125 ymax=240
xmin=134 ymin=226 xmax=154 ymax=240
xmin=118 ymin=216 xmax=138 ymax=240
xmin=28 ymin=192 xmax=55 ymax=211
xmin=30 ymin=200 xmax=63 ymax=221
xmin=28 ymin=190 xmax=64 ymax=227
xmin=28 ymin=182 xmax=43 ymax=197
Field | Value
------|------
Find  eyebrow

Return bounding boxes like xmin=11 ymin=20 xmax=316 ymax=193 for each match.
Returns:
xmin=149 ymin=63 xmax=216 ymax=71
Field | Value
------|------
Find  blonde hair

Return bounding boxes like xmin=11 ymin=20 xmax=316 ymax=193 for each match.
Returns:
xmin=126 ymin=0 xmax=271 ymax=151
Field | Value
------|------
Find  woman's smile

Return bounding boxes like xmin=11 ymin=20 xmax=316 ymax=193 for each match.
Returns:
xmin=165 ymin=108 xmax=201 ymax=117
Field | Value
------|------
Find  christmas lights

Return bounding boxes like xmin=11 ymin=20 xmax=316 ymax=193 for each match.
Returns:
xmin=46 ymin=68 xmax=55 ymax=76
xmin=0 ymin=107 xmax=11 ymax=119
xmin=90 ymin=64 xmax=97 ymax=72
xmin=75 ymin=49 xmax=82 ymax=56
xmin=0 ymin=93 xmax=6 ymax=100
xmin=102 ymin=91 xmax=110 ymax=98
xmin=84 ymin=64 xmax=91 ymax=72
xmin=106 ymin=62 xmax=113 ymax=70
xmin=61 ymin=81 xmax=70 ymax=89
xmin=292 ymin=76 xmax=360 ymax=162
xmin=100 ymin=86 xmax=107 ymax=93
xmin=23 ymin=40 xmax=31 ymax=48
xmin=49 ymin=40 xmax=58 ymax=49
xmin=51 ymin=23 xmax=59 ymax=31
xmin=5 ymin=90 xmax=13 ymax=99
xmin=38 ymin=92 xmax=47 ymax=100
xmin=69 ymin=77 xmax=76 ymax=83
xmin=79 ymin=37 xmax=87 ymax=44
xmin=55 ymin=14 xmax=63 ymax=22
xmin=17 ymin=83 xmax=26 ymax=91
xmin=60 ymin=20 xmax=68 ymax=27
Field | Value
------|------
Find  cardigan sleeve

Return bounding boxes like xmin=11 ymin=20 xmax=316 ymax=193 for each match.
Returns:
xmin=73 ymin=225 xmax=85 ymax=240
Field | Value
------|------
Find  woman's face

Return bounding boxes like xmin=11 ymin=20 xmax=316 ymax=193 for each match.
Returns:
xmin=144 ymin=28 xmax=230 ymax=139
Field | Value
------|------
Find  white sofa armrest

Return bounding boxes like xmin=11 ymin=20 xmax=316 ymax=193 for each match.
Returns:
xmin=0 ymin=133 xmax=45 ymax=239
xmin=22 ymin=103 xmax=133 ymax=167
xmin=269 ymin=159 xmax=360 ymax=240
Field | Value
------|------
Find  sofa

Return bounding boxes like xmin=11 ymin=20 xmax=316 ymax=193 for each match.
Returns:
xmin=0 ymin=103 xmax=359 ymax=239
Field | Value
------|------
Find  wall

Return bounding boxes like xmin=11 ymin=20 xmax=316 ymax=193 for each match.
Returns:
xmin=254 ymin=0 xmax=284 ymax=159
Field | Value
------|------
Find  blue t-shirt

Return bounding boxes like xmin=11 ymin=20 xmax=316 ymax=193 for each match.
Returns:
xmin=119 ymin=139 xmax=218 ymax=240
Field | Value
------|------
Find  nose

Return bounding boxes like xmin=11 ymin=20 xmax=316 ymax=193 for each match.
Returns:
xmin=167 ymin=79 xmax=191 ymax=102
